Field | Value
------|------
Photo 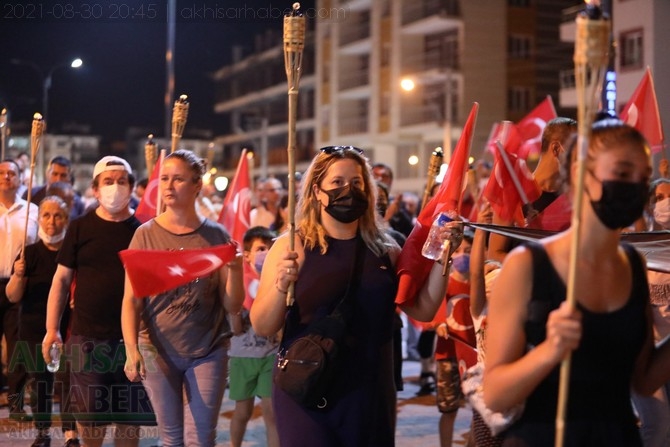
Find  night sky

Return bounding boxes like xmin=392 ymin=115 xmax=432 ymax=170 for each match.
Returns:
xmin=0 ymin=1 xmax=315 ymax=145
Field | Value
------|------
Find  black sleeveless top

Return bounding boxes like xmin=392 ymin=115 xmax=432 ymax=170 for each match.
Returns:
xmin=503 ymin=242 xmax=648 ymax=447
xmin=277 ymin=237 xmax=399 ymax=446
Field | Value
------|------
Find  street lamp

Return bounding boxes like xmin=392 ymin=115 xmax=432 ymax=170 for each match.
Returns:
xmin=10 ymin=57 xmax=83 ymax=178
xmin=10 ymin=57 xmax=83 ymax=126
xmin=400 ymin=70 xmax=454 ymax=161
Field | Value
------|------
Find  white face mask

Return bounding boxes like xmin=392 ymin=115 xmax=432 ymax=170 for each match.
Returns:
xmin=38 ymin=226 xmax=66 ymax=245
xmin=654 ymin=197 xmax=670 ymax=229
xmin=99 ymin=184 xmax=130 ymax=214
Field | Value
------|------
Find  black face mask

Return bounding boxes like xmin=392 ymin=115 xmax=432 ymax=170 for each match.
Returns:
xmin=322 ymin=184 xmax=369 ymax=224
xmin=588 ymin=178 xmax=648 ymax=230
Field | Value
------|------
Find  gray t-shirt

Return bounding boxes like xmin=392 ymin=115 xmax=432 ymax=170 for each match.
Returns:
xmin=129 ymin=219 xmax=232 ymax=357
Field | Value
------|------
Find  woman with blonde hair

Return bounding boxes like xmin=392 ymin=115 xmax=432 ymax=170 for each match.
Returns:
xmin=122 ymin=149 xmax=244 ymax=446
xmin=251 ymin=146 xmax=459 ymax=446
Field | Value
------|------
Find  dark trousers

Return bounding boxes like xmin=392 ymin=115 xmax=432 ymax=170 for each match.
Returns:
xmin=0 ymin=281 xmax=23 ymax=412
xmin=21 ymin=338 xmax=76 ymax=432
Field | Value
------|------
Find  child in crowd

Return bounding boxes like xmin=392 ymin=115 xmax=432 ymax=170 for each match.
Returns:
xmin=228 ymin=226 xmax=280 ymax=447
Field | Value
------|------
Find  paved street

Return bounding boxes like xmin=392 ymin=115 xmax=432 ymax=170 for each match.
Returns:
xmin=0 ymin=361 xmax=472 ymax=446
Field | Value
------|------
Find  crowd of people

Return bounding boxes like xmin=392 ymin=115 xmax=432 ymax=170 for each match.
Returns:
xmin=1 ymin=113 xmax=670 ymax=447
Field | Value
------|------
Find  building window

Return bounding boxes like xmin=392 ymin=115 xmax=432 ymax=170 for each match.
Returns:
xmin=509 ymin=0 xmax=531 ymax=7
xmin=508 ymin=34 xmax=532 ymax=59
xmin=620 ymin=29 xmax=643 ymax=70
xmin=508 ymin=86 xmax=531 ymax=112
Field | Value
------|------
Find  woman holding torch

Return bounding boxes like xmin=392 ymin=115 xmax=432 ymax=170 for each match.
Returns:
xmin=483 ymin=119 xmax=670 ymax=446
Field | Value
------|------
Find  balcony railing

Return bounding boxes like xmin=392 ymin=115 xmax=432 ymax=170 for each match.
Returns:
xmin=400 ymin=104 xmax=439 ymax=127
xmin=401 ymin=0 xmax=460 ymax=26
xmin=339 ymin=20 xmax=370 ymax=46
xmin=402 ymin=49 xmax=459 ymax=74
xmin=339 ymin=66 xmax=369 ymax=91
xmin=338 ymin=115 xmax=368 ymax=135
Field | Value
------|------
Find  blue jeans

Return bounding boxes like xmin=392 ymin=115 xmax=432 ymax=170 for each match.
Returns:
xmin=140 ymin=342 xmax=228 ymax=447
xmin=632 ymin=383 xmax=670 ymax=447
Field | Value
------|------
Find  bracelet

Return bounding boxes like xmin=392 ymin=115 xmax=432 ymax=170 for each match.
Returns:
xmin=275 ymin=283 xmax=288 ymax=294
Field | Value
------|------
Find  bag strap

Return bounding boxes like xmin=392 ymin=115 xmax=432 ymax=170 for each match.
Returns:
xmin=282 ymin=234 xmax=366 ymax=338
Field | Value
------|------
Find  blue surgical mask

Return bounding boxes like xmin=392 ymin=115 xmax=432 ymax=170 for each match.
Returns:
xmin=452 ymin=254 xmax=470 ymax=275
xmin=253 ymin=250 xmax=268 ymax=274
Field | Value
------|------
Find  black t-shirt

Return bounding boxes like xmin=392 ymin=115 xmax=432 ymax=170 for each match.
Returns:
xmin=57 ymin=211 xmax=140 ymax=340
xmin=14 ymin=240 xmax=71 ymax=342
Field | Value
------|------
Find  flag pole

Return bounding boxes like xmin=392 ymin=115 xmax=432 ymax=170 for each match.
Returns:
xmin=22 ymin=113 xmax=45 ymax=260
xmin=283 ymin=2 xmax=306 ymax=306
xmin=555 ymin=2 xmax=610 ymax=446
xmin=155 ymin=149 xmax=166 ymax=218
xmin=494 ymin=122 xmax=537 ymax=225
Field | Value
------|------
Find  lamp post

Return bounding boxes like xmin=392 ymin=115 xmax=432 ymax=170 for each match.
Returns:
xmin=401 ymin=69 xmax=454 ymax=161
xmin=10 ymin=57 xmax=83 ymax=177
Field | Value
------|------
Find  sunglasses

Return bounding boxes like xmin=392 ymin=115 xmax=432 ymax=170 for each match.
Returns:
xmin=319 ymin=146 xmax=364 ymax=155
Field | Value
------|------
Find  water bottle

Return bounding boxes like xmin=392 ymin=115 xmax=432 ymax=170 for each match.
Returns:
xmin=46 ymin=343 xmax=60 ymax=373
xmin=422 ymin=211 xmax=455 ymax=260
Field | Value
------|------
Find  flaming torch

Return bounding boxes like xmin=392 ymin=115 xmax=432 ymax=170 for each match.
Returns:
xmin=421 ymin=147 xmax=444 ymax=211
xmin=0 ymin=108 xmax=8 ymax=161
xmin=171 ymin=94 xmax=189 ymax=153
xmin=556 ymin=2 xmax=610 ymax=446
xmin=283 ymin=2 xmax=306 ymax=306
xmin=22 ymin=113 xmax=45 ymax=259
xmin=145 ymin=134 xmax=157 ymax=178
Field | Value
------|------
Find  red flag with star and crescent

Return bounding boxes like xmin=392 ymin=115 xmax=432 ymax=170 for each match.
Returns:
xmin=516 ymin=95 xmax=557 ymax=160
xmin=218 ymin=149 xmax=252 ymax=247
xmin=395 ymin=102 xmax=479 ymax=307
xmin=217 ymin=149 xmax=256 ymax=307
xmin=135 ymin=152 xmax=164 ymax=223
xmin=620 ymin=67 xmax=665 ymax=154
xmin=483 ymin=122 xmax=541 ymax=224
xmin=119 ymin=244 xmax=237 ymax=298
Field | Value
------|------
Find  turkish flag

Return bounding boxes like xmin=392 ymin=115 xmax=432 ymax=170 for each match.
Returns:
xmin=516 ymin=96 xmax=557 ymax=160
xmin=218 ymin=149 xmax=252 ymax=247
xmin=135 ymin=152 xmax=164 ymax=224
xmin=395 ymin=103 xmax=479 ymax=307
xmin=620 ymin=67 xmax=665 ymax=154
xmin=443 ymin=292 xmax=477 ymax=376
xmin=119 ymin=244 xmax=237 ymax=297
xmin=483 ymin=122 xmax=540 ymax=223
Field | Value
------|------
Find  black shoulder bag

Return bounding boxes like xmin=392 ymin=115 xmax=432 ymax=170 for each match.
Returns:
xmin=274 ymin=236 xmax=365 ymax=409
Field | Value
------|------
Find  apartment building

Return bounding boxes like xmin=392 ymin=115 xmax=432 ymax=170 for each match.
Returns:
xmin=213 ymin=0 xmax=579 ymax=195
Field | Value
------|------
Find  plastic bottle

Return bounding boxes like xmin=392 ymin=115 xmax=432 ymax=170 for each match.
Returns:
xmin=46 ymin=343 xmax=60 ymax=373
xmin=422 ymin=211 xmax=455 ymax=260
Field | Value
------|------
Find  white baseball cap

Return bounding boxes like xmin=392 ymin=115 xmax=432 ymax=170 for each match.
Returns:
xmin=93 ymin=156 xmax=132 ymax=180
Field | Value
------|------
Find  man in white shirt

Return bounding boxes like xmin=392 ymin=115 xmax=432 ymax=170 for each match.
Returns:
xmin=0 ymin=159 xmax=38 ymax=420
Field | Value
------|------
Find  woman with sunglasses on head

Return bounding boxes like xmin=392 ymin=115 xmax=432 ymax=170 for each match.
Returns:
xmin=251 ymin=146 xmax=460 ymax=446
xmin=483 ymin=119 xmax=670 ymax=446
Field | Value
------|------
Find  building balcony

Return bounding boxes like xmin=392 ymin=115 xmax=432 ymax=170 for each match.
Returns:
xmin=401 ymin=0 xmax=461 ymax=35
xmin=402 ymin=50 xmax=459 ymax=77
xmin=338 ymin=115 xmax=368 ymax=135
xmin=339 ymin=20 xmax=371 ymax=46
xmin=339 ymin=66 xmax=369 ymax=91
xmin=559 ymin=4 xmax=582 ymax=43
